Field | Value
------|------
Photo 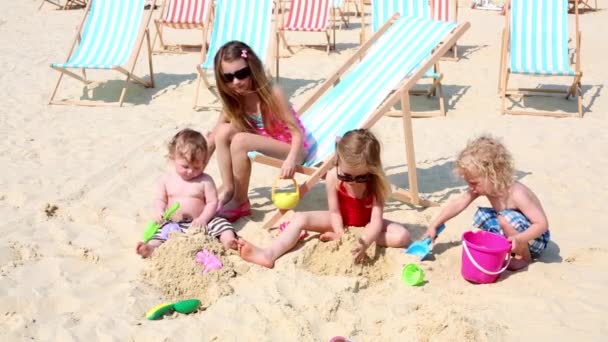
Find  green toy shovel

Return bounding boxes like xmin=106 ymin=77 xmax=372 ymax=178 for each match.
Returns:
xmin=142 ymin=202 xmax=180 ymax=243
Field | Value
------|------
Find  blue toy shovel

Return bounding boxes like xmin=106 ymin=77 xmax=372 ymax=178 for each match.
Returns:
xmin=405 ymin=224 xmax=446 ymax=260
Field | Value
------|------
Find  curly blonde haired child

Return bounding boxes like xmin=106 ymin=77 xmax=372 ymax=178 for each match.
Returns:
xmin=423 ymin=135 xmax=550 ymax=270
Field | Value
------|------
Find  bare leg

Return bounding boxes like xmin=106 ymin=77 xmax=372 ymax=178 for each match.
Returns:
xmin=499 ymin=215 xmax=531 ymax=271
xmin=214 ymin=123 xmax=240 ymax=205
xmin=239 ymin=211 xmax=332 ymax=268
xmin=374 ymin=219 xmax=412 ymax=248
xmin=136 ymin=239 xmax=163 ymax=258
xmin=223 ymin=132 xmax=303 ymax=211
xmin=218 ymin=230 xmax=238 ymax=250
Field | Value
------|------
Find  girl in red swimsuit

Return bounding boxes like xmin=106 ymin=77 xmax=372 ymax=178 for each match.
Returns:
xmin=239 ymin=129 xmax=412 ymax=268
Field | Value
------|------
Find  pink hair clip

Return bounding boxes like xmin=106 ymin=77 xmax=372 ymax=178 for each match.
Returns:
xmin=241 ymin=49 xmax=248 ymax=59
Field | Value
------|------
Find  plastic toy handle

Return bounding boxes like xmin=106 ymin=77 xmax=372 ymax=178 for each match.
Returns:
xmin=271 ymin=177 xmax=299 ymax=199
xmin=163 ymin=202 xmax=180 ymax=220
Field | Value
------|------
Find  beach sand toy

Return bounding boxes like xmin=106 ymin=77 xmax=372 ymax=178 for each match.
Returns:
xmin=146 ymin=299 xmax=201 ymax=320
xmin=196 ymin=249 xmax=222 ymax=274
xmin=461 ymin=231 xmax=512 ymax=284
xmin=401 ymin=263 xmax=425 ymax=286
xmin=405 ymin=224 xmax=445 ymax=260
xmin=272 ymin=177 xmax=300 ymax=210
xmin=143 ymin=202 xmax=180 ymax=243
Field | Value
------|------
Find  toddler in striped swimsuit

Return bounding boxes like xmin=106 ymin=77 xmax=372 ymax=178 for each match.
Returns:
xmin=136 ymin=129 xmax=236 ymax=258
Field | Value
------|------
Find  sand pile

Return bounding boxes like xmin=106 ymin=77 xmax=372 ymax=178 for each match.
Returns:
xmin=142 ymin=231 xmax=249 ymax=309
xmin=299 ymin=229 xmax=396 ymax=284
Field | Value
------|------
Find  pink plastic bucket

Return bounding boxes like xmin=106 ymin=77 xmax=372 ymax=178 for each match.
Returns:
xmin=461 ymin=231 xmax=512 ymax=284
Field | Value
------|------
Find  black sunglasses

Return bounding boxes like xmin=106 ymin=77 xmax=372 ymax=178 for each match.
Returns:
xmin=222 ymin=66 xmax=251 ymax=82
xmin=337 ymin=170 xmax=372 ymax=183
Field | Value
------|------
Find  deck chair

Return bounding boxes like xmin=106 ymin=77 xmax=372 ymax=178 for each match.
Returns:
xmin=498 ymin=0 xmax=583 ymax=117
xmin=361 ymin=0 xmax=447 ymax=117
xmin=276 ymin=0 xmax=335 ymax=78
xmin=193 ymin=0 xmax=276 ymax=108
xmin=431 ymin=0 xmax=459 ymax=60
xmin=152 ymin=0 xmax=213 ymax=53
xmin=39 ymin=0 xmax=88 ymax=10
xmin=49 ymin=0 xmax=156 ymax=107
xmin=570 ymin=0 xmax=596 ymax=12
xmin=252 ymin=14 xmax=469 ymax=228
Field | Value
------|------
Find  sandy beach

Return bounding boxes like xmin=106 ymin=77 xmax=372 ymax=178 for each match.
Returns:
xmin=1 ymin=1 xmax=607 ymax=340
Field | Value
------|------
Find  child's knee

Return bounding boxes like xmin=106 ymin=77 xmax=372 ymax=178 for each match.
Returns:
xmin=215 ymin=123 xmax=234 ymax=142
xmin=397 ymin=228 xmax=412 ymax=246
xmin=229 ymin=133 xmax=249 ymax=154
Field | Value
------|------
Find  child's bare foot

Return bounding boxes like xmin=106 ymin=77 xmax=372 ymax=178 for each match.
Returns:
xmin=237 ymin=239 xmax=275 ymax=268
xmin=136 ymin=241 xmax=154 ymax=258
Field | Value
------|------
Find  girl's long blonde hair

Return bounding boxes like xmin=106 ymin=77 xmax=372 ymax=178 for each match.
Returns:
xmin=336 ymin=129 xmax=391 ymax=205
xmin=213 ymin=41 xmax=299 ymax=135
xmin=456 ymin=135 xmax=514 ymax=195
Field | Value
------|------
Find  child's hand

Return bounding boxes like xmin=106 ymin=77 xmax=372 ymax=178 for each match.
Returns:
xmin=280 ymin=158 xmax=296 ymax=179
xmin=319 ymin=231 xmax=343 ymax=242
xmin=351 ymin=238 xmax=368 ymax=263
xmin=155 ymin=212 xmax=165 ymax=224
xmin=423 ymin=226 xmax=438 ymax=241
xmin=191 ymin=218 xmax=207 ymax=230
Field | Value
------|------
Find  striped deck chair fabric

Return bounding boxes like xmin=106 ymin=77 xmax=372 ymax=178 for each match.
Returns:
xmin=431 ymin=0 xmax=456 ymax=22
xmin=302 ymin=16 xmax=456 ymax=166
xmin=284 ymin=0 xmax=332 ymax=31
xmin=159 ymin=0 xmax=211 ymax=29
xmin=52 ymin=0 xmax=145 ymax=69
xmin=499 ymin=0 xmax=583 ymax=117
xmin=509 ymin=0 xmax=574 ymax=75
xmin=364 ymin=0 xmax=446 ymax=117
xmin=371 ymin=0 xmax=430 ymax=32
xmin=201 ymin=0 xmax=274 ymax=70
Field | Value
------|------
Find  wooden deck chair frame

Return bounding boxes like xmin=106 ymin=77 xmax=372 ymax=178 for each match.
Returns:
xmin=498 ymin=0 xmax=583 ymax=118
xmin=39 ymin=0 xmax=88 ymax=10
xmin=570 ymin=0 xmax=596 ymax=12
xmin=152 ymin=0 xmax=214 ymax=53
xmin=254 ymin=14 xmax=469 ymax=228
xmin=431 ymin=0 xmax=459 ymax=61
xmin=48 ymin=0 xmax=156 ymax=107
xmin=193 ymin=0 xmax=278 ymax=108
xmin=359 ymin=0 xmax=447 ymax=118
xmin=331 ymin=0 xmax=355 ymax=28
xmin=276 ymin=0 xmax=338 ymax=80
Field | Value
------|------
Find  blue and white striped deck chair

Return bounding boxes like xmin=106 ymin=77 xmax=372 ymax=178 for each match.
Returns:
xmin=361 ymin=0 xmax=447 ymax=117
xmin=49 ymin=0 xmax=156 ymax=107
xmin=253 ymin=14 xmax=469 ymax=228
xmin=499 ymin=0 xmax=583 ymax=117
xmin=194 ymin=0 xmax=276 ymax=107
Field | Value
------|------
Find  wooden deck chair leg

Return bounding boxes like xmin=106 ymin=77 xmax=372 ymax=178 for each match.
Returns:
xmin=193 ymin=69 xmax=203 ymax=109
xmin=48 ymin=72 xmax=65 ymax=104
xmin=500 ymin=70 xmax=510 ymax=114
xmin=325 ymin=31 xmax=331 ymax=54
xmin=279 ymin=31 xmax=294 ymax=54
xmin=152 ymin=20 xmax=166 ymax=51
xmin=145 ymin=29 xmax=155 ymax=87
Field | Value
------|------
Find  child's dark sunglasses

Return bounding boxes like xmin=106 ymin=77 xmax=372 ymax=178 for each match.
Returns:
xmin=337 ymin=172 xmax=372 ymax=183
xmin=222 ymin=66 xmax=251 ymax=82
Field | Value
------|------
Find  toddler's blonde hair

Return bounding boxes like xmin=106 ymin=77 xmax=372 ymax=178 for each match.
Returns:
xmin=456 ymin=135 xmax=514 ymax=195
xmin=336 ymin=129 xmax=391 ymax=205
xmin=167 ymin=129 xmax=208 ymax=163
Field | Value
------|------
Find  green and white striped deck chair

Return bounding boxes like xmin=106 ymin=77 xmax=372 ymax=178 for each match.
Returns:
xmin=361 ymin=0 xmax=447 ymax=117
xmin=499 ymin=0 xmax=583 ymax=117
xmin=49 ymin=0 xmax=156 ymax=107
xmin=253 ymin=14 xmax=470 ymax=228
xmin=193 ymin=0 xmax=277 ymax=107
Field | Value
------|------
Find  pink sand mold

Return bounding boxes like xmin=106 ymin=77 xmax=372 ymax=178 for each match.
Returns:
xmin=196 ymin=249 xmax=222 ymax=274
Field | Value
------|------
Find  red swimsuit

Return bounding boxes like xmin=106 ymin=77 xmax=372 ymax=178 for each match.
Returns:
xmin=337 ymin=182 xmax=374 ymax=227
